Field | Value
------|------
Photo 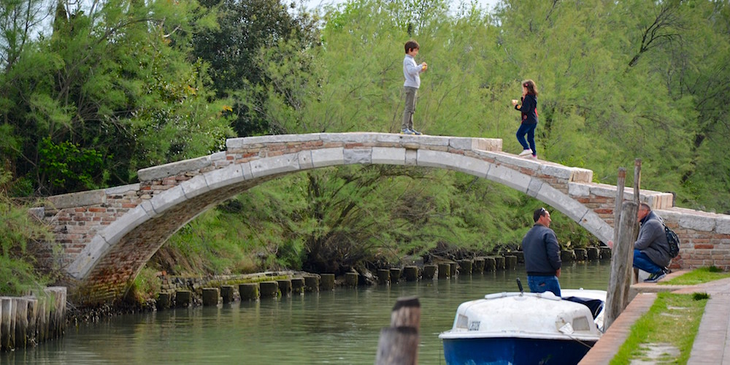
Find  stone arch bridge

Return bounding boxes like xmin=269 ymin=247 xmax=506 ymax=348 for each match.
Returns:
xmin=32 ymin=133 xmax=730 ymax=304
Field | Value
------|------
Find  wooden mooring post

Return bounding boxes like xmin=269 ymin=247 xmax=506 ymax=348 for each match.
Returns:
xmin=605 ymin=162 xmax=641 ymax=330
xmin=375 ymin=296 xmax=420 ymax=365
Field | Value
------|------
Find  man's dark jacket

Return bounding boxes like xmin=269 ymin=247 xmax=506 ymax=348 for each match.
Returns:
xmin=522 ymin=224 xmax=561 ymax=276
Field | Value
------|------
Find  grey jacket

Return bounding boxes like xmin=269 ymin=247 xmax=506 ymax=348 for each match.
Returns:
xmin=522 ymin=224 xmax=561 ymax=276
xmin=403 ymin=55 xmax=423 ymax=88
xmin=635 ymin=211 xmax=671 ymax=268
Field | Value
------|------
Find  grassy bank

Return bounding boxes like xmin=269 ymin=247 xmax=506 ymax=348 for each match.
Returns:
xmin=611 ymin=292 xmax=708 ymax=364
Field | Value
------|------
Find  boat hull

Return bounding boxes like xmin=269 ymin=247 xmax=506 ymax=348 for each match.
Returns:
xmin=442 ymin=336 xmax=596 ymax=365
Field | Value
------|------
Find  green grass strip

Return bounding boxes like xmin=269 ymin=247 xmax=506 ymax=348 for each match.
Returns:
xmin=662 ymin=266 xmax=730 ymax=286
xmin=610 ymin=292 xmax=708 ymax=365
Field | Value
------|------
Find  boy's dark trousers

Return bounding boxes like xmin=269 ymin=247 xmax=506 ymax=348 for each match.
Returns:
xmin=402 ymin=86 xmax=418 ymax=130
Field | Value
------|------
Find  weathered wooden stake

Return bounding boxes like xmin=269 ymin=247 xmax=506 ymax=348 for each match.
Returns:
xmin=614 ymin=167 xmax=626 ymax=244
xmin=604 ymin=201 xmax=639 ymax=330
xmin=375 ymin=296 xmax=420 ymax=365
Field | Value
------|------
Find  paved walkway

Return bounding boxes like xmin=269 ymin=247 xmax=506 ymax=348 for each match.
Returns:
xmin=579 ymin=272 xmax=730 ymax=364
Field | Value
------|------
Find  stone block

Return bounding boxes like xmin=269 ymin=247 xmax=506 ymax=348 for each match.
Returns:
xmin=320 ymin=274 xmax=335 ymax=290
xmin=297 ymin=151 xmax=314 ymax=170
xmin=204 ymin=163 xmax=249 ymax=191
xmin=250 ymin=153 xmax=300 ymax=178
xmin=149 ymin=185 xmax=187 ymax=215
xmin=680 ymin=215 xmax=716 ymax=232
xmin=716 ymin=217 xmax=730 ymax=235
xmin=105 ymin=184 xmax=140 ymax=196
xmin=372 ymin=147 xmax=406 ymax=165
xmin=311 ymin=148 xmax=344 ymax=168
xmin=138 ymin=154 xmax=214 ymax=182
xmin=48 ymin=190 xmax=106 ymax=209
xmin=180 ymin=174 xmax=209 ymax=199
xmin=538 ymin=164 xmax=574 ymax=180
xmin=220 ymin=285 xmax=234 ymax=303
xmin=487 ymin=164 xmax=531 ymax=193
xmin=568 ymin=183 xmax=591 ymax=197
xmin=405 ymin=149 xmax=417 ymax=166
xmin=344 ymin=148 xmax=372 ymax=165
xmin=570 ymin=168 xmax=593 ymax=183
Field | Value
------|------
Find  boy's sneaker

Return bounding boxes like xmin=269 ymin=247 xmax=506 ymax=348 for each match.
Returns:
xmin=401 ymin=129 xmax=415 ymax=135
xmin=528 ymin=154 xmax=538 ymax=159
xmin=411 ymin=129 xmax=422 ymax=135
xmin=644 ymin=271 xmax=667 ymax=283
xmin=519 ymin=149 xmax=532 ymax=156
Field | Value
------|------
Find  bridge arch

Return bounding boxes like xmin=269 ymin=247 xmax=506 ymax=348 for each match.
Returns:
xmin=47 ymin=133 xmax=687 ymax=304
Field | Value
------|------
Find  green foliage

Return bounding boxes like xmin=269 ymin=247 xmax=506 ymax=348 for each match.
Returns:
xmin=0 ymin=168 xmax=53 ymax=296
xmin=38 ymin=137 xmax=105 ymax=194
xmin=129 ymin=267 xmax=161 ymax=304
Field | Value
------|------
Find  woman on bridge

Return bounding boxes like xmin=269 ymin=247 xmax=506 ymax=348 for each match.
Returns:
xmin=512 ymin=80 xmax=539 ymax=159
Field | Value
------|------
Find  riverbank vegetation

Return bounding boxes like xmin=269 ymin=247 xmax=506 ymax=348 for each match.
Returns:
xmin=611 ymin=292 xmax=708 ymax=364
xmin=1 ymin=0 xmax=729 ymax=280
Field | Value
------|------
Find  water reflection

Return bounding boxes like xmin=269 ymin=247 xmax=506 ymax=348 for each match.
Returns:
xmin=1 ymin=261 xmax=611 ymax=364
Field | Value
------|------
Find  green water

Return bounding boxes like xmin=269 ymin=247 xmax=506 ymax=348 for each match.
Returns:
xmin=2 ymin=262 xmax=611 ymax=364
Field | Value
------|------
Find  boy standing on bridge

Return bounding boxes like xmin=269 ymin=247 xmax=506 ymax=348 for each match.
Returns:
xmin=402 ymin=40 xmax=427 ymax=135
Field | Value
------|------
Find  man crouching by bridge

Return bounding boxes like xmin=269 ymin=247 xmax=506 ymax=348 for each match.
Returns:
xmin=633 ymin=203 xmax=671 ymax=283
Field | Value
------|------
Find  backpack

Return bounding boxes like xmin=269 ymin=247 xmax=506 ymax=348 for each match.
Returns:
xmin=664 ymin=225 xmax=680 ymax=258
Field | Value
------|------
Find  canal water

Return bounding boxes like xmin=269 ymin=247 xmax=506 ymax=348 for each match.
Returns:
xmin=2 ymin=261 xmax=611 ymax=364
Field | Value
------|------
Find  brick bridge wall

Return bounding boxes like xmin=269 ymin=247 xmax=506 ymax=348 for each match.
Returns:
xmin=29 ymin=133 xmax=730 ymax=304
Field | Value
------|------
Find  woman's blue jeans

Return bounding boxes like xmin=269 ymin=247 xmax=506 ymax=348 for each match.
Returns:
xmin=528 ymin=275 xmax=561 ymax=297
xmin=516 ymin=122 xmax=537 ymax=155
xmin=633 ymin=249 xmax=663 ymax=275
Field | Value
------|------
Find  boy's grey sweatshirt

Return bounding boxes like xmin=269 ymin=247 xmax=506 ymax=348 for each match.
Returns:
xmin=403 ymin=55 xmax=423 ymax=88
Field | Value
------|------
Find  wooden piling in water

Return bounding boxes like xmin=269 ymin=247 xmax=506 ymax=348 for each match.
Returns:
xmin=220 ymin=285 xmax=234 ymax=303
xmin=504 ymin=256 xmax=517 ymax=270
xmin=277 ymin=279 xmax=292 ymax=295
xmin=422 ymin=265 xmax=437 ymax=279
xmin=202 ymin=288 xmax=219 ymax=306
xmin=514 ymin=251 xmax=524 ymax=263
xmin=390 ymin=268 xmax=401 ymax=283
xmin=1 ymin=297 xmax=13 ymax=351
xmin=484 ymin=257 xmax=496 ymax=272
xmin=375 ymin=296 xmax=420 ymax=365
xmin=458 ymin=260 xmax=473 ymax=275
xmin=586 ymin=247 xmax=599 ymax=260
xmin=291 ymin=278 xmax=305 ymax=294
xmin=304 ymin=276 xmax=319 ymax=292
xmin=0 ymin=287 xmax=67 ymax=352
xmin=239 ymin=283 xmax=259 ymax=300
xmin=320 ymin=274 xmax=335 ymax=290
xmin=473 ymin=258 xmax=485 ymax=273
xmin=157 ymin=293 xmax=171 ymax=310
xmin=561 ymin=250 xmax=575 ymax=263
xmin=176 ymin=290 xmax=192 ymax=308
xmin=574 ymin=248 xmax=587 ymax=261
xmin=494 ymin=256 xmax=505 ymax=270
xmin=449 ymin=262 xmax=457 ymax=276
xmin=378 ymin=269 xmax=390 ymax=285
xmin=345 ymin=273 xmax=359 ymax=287
xmin=437 ymin=263 xmax=450 ymax=279
xmin=259 ymin=281 xmax=280 ymax=298
xmin=403 ymin=266 xmax=419 ymax=281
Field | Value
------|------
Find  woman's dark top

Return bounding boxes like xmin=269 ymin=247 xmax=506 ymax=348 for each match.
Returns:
xmin=515 ymin=94 xmax=538 ymax=125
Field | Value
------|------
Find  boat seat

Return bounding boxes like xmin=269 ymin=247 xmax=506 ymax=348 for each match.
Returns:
xmin=562 ymin=296 xmax=604 ymax=320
